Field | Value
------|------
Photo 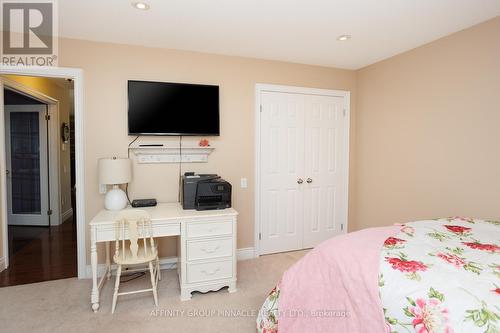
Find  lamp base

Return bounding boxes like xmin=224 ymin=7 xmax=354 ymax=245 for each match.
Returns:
xmin=104 ymin=185 xmax=128 ymax=211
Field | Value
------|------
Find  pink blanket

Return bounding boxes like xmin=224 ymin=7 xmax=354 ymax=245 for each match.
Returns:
xmin=277 ymin=226 xmax=399 ymax=333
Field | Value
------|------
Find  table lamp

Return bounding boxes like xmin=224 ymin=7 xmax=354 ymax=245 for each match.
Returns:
xmin=98 ymin=157 xmax=132 ymax=210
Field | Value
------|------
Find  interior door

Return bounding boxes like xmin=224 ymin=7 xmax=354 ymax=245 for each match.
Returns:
xmin=302 ymin=95 xmax=346 ymax=248
xmin=259 ymin=91 xmax=305 ymax=255
xmin=5 ymin=104 xmax=50 ymax=226
xmin=259 ymin=89 xmax=347 ymax=255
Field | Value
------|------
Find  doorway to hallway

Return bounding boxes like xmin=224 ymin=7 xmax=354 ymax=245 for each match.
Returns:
xmin=0 ymin=77 xmax=77 ymax=287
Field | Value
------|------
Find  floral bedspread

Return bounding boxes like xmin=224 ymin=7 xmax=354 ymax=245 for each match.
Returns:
xmin=380 ymin=218 xmax=499 ymax=333
xmin=257 ymin=283 xmax=281 ymax=333
xmin=257 ymin=217 xmax=499 ymax=333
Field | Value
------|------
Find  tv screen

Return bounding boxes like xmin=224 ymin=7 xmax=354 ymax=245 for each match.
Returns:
xmin=128 ymin=80 xmax=220 ymax=136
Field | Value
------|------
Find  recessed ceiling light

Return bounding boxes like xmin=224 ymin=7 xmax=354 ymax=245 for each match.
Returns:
xmin=132 ymin=2 xmax=150 ymax=10
xmin=337 ymin=35 xmax=351 ymax=41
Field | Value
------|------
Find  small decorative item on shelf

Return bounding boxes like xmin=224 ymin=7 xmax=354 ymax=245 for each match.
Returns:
xmin=199 ymin=139 xmax=210 ymax=147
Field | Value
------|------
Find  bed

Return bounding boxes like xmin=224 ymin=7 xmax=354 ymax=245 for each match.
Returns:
xmin=257 ymin=217 xmax=499 ymax=333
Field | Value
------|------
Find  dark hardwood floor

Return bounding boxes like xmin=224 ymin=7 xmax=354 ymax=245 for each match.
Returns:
xmin=0 ymin=217 xmax=77 ymax=287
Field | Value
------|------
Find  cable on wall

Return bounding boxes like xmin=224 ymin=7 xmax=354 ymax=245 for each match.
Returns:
xmin=125 ymin=135 xmax=140 ymax=204
xmin=178 ymin=135 xmax=183 ymax=202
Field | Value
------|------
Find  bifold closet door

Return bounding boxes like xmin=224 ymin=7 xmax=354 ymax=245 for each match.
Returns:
xmin=259 ymin=90 xmax=347 ymax=255
xmin=302 ymin=95 xmax=346 ymax=248
xmin=259 ymin=91 xmax=305 ymax=255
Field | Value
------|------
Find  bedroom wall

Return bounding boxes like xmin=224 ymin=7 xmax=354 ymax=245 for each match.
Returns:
xmin=54 ymin=39 xmax=357 ymax=263
xmin=3 ymin=18 xmax=496 ymax=270
xmin=354 ymin=17 xmax=500 ymax=230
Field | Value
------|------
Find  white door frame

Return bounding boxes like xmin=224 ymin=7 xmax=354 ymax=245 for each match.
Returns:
xmin=254 ymin=84 xmax=350 ymax=257
xmin=0 ymin=65 xmax=86 ymax=279
xmin=3 ymin=80 xmax=61 ymax=227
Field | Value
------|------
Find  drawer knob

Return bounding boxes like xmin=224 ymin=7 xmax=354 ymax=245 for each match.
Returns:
xmin=201 ymin=245 xmax=220 ymax=253
xmin=201 ymin=267 xmax=220 ymax=276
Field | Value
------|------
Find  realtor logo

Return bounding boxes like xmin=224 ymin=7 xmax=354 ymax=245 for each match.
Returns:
xmin=1 ymin=0 xmax=58 ymax=65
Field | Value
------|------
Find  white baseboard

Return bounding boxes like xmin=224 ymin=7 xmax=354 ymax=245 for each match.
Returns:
xmin=85 ymin=256 xmax=178 ymax=279
xmin=84 ymin=247 xmax=256 ymax=279
xmin=61 ymin=208 xmax=74 ymax=222
xmin=236 ymin=247 xmax=258 ymax=261
xmin=0 ymin=256 xmax=6 ymax=272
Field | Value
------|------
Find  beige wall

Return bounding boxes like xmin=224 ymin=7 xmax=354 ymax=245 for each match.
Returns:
xmin=56 ymin=39 xmax=357 ymax=261
xmin=353 ymin=17 xmax=500 ymax=230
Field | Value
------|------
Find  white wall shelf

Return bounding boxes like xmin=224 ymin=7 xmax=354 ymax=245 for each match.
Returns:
xmin=130 ymin=144 xmax=215 ymax=163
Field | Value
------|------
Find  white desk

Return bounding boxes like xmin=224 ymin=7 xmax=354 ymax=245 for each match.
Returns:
xmin=89 ymin=203 xmax=238 ymax=312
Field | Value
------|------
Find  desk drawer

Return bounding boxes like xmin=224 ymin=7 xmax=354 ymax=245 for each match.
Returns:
xmin=187 ymin=238 xmax=233 ymax=261
xmin=187 ymin=260 xmax=233 ymax=284
xmin=153 ymin=223 xmax=181 ymax=238
xmin=94 ymin=222 xmax=180 ymax=242
xmin=187 ymin=221 xmax=232 ymax=238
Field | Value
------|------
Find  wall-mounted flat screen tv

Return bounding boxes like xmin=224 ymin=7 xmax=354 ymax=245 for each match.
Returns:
xmin=128 ymin=80 xmax=220 ymax=136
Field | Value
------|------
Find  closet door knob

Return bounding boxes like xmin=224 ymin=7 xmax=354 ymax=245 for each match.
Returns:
xmin=297 ymin=178 xmax=304 ymax=184
xmin=306 ymin=178 xmax=313 ymax=184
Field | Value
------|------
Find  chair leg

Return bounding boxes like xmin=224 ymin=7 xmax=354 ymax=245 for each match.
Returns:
xmin=149 ymin=261 xmax=159 ymax=307
xmin=156 ymin=257 xmax=161 ymax=281
xmin=111 ymin=265 xmax=122 ymax=314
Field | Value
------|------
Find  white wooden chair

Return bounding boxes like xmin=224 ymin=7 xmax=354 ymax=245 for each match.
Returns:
xmin=111 ymin=209 xmax=161 ymax=314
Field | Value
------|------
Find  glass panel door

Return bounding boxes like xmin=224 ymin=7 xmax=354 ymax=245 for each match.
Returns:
xmin=10 ymin=111 xmax=42 ymax=214
xmin=5 ymin=105 xmax=50 ymax=226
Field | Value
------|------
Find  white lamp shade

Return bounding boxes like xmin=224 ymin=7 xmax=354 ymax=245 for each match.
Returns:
xmin=98 ymin=157 xmax=132 ymax=185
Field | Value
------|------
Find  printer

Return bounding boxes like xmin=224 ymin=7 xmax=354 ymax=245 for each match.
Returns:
xmin=181 ymin=173 xmax=232 ymax=210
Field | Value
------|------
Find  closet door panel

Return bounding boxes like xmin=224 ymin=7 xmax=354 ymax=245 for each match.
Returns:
xmin=259 ymin=92 xmax=305 ymax=254
xmin=303 ymin=95 xmax=345 ymax=248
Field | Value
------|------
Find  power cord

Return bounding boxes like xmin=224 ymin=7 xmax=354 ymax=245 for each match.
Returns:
xmin=126 ymin=135 xmax=140 ymax=204
xmin=120 ymin=271 xmax=145 ymax=283
xmin=128 ymin=135 xmax=140 ymax=155
xmin=125 ymin=135 xmax=184 ymax=204
xmin=178 ymin=135 xmax=183 ymax=202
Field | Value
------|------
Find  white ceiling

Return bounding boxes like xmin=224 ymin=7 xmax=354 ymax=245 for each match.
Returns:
xmin=59 ymin=0 xmax=500 ymax=70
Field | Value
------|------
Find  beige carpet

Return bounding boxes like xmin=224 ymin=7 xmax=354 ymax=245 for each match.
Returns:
xmin=0 ymin=250 xmax=307 ymax=333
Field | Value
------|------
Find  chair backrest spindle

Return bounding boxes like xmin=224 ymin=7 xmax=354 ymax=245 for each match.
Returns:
xmin=114 ymin=210 xmax=154 ymax=263
xmin=142 ymin=219 xmax=148 ymax=255
xmin=122 ymin=222 xmax=126 ymax=261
